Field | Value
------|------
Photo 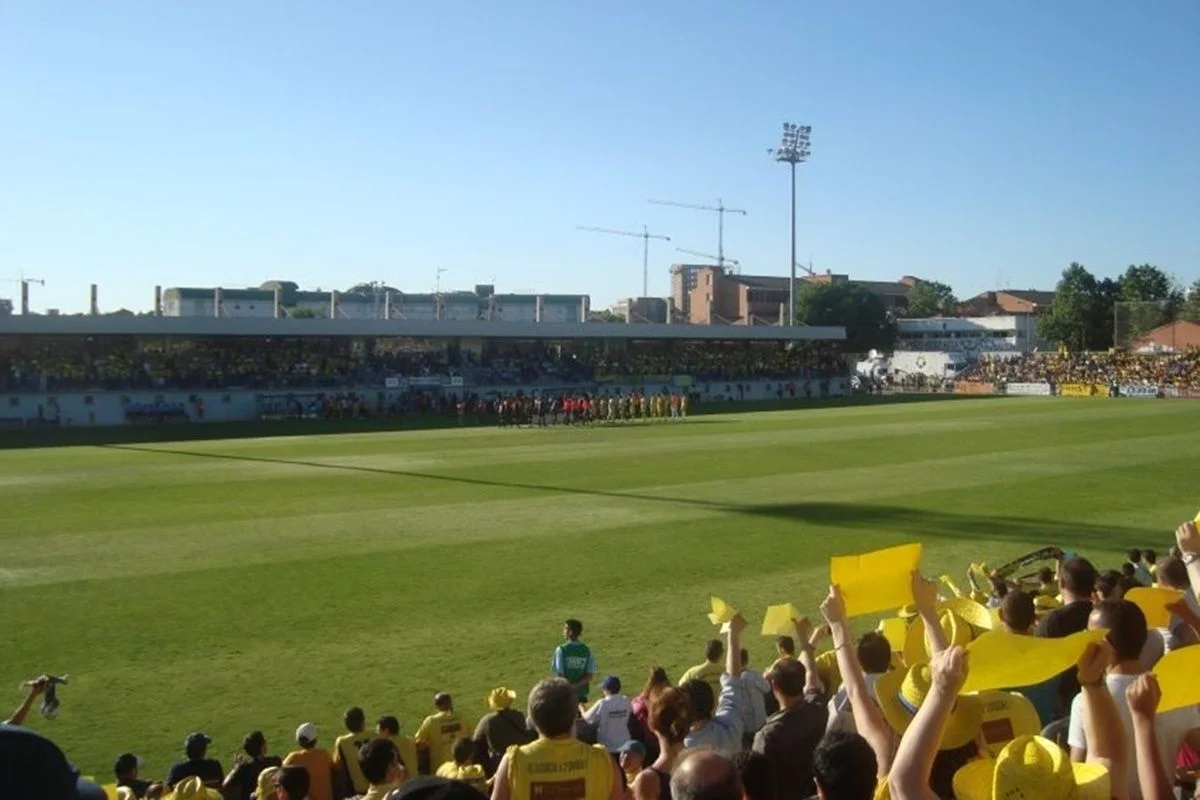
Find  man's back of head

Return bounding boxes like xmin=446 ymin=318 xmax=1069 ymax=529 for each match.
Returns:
xmin=766 ymin=657 xmax=806 ymax=700
xmin=681 ymin=679 xmax=716 ymax=722
xmin=731 ymin=750 xmax=776 ymax=800
xmin=1000 ymin=591 xmax=1036 ymax=634
xmin=856 ymin=632 xmax=891 ymax=675
xmin=1156 ymin=557 xmax=1189 ymax=590
xmin=528 ymin=678 xmax=576 ymax=738
xmin=1091 ymin=599 xmax=1148 ymax=662
xmin=775 ymin=636 xmax=795 ymax=657
xmin=434 ymin=693 xmax=453 ymax=713
xmin=671 ymin=749 xmax=743 ymax=800
xmin=278 ymin=765 xmax=311 ymax=800
xmin=813 ymin=731 xmax=877 ymax=800
xmin=345 ymin=707 xmax=366 ymax=734
xmin=705 ymin=639 xmax=725 ymax=663
xmin=1059 ymin=557 xmax=1097 ymax=599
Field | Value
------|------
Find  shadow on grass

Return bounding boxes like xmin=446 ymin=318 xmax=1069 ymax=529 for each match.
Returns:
xmin=104 ymin=442 xmax=1158 ymax=552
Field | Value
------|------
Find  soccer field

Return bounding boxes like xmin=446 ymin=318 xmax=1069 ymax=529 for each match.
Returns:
xmin=2 ymin=396 xmax=1197 ymax=778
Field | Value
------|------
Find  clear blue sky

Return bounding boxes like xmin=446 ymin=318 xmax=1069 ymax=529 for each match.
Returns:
xmin=2 ymin=0 xmax=1197 ymax=313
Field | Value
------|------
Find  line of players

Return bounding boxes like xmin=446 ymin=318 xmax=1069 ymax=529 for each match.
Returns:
xmin=495 ymin=391 xmax=689 ymax=427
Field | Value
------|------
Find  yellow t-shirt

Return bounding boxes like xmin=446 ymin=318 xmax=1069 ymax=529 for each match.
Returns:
xmin=679 ymin=661 xmax=724 ymax=697
xmin=333 ymin=732 xmax=373 ymax=795
xmin=388 ymin=735 xmax=420 ymax=784
xmin=507 ymin=737 xmax=614 ymax=800
xmin=415 ymin=710 xmax=469 ymax=773
xmin=436 ymin=762 xmax=488 ymax=794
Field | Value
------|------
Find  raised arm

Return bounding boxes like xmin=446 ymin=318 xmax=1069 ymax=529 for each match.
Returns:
xmin=1127 ymin=674 xmax=1173 ymax=800
xmin=913 ymin=573 xmax=948 ymax=656
xmin=888 ymin=647 xmax=967 ymax=800
xmin=1176 ymin=521 xmax=1200 ymax=600
xmin=4 ymin=676 xmax=48 ymax=726
xmin=1076 ymin=642 xmax=1128 ymax=799
xmin=792 ymin=616 xmax=823 ymax=695
xmin=821 ymin=585 xmax=895 ymax=779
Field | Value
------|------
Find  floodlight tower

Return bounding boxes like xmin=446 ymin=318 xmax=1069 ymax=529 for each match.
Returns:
xmin=770 ymin=122 xmax=812 ymax=326
xmin=647 ymin=198 xmax=746 ymax=274
xmin=576 ymin=225 xmax=671 ymax=299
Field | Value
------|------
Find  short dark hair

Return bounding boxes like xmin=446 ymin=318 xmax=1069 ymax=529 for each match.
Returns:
xmin=1157 ymin=557 xmax=1189 ymax=590
xmin=277 ymin=765 xmax=311 ymax=799
xmin=681 ymin=678 xmax=716 ymax=721
xmin=1000 ymin=591 xmax=1036 ymax=632
xmin=1093 ymin=599 xmax=1148 ymax=661
xmin=1120 ymin=563 xmax=1136 ymax=580
xmin=856 ymin=632 xmax=891 ymax=674
xmin=344 ymin=706 xmax=365 ymax=733
xmin=377 ymin=715 xmax=400 ymax=736
xmin=1128 ymin=549 xmax=1142 ymax=563
xmin=1097 ymin=569 xmax=1127 ymax=600
xmin=775 ymin=636 xmax=795 ymax=655
xmin=242 ymin=730 xmax=267 ymax=758
xmin=813 ymin=731 xmax=877 ymax=800
xmin=989 ymin=576 xmax=1009 ymax=599
xmin=358 ymin=738 xmax=398 ymax=785
xmin=452 ymin=737 xmax=473 ymax=765
xmin=1143 ymin=549 xmax=1157 ymax=564
xmin=529 ymin=678 xmax=576 ymax=737
xmin=705 ymin=639 xmax=724 ymax=662
xmin=565 ymin=619 xmax=583 ymax=638
xmin=731 ymin=751 xmax=776 ymax=800
xmin=1060 ymin=557 xmax=1097 ymax=596
xmin=766 ymin=658 xmax=806 ymax=698
xmin=1038 ymin=567 xmax=1055 ymax=583
xmin=434 ymin=693 xmax=453 ymax=711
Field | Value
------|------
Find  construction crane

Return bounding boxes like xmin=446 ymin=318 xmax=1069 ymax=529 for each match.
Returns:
xmin=676 ymin=247 xmax=740 ymax=269
xmin=5 ymin=275 xmax=45 ymax=315
xmin=796 ymin=258 xmax=816 ymax=277
xmin=648 ymin=198 xmax=746 ymax=273
xmin=576 ymin=225 xmax=670 ymax=299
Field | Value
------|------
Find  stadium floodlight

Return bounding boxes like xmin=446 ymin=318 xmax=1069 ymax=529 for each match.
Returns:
xmin=770 ymin=122 xmax=812 ymax=326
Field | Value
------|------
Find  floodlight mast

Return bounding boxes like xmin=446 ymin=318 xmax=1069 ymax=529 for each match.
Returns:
xmin=647 ymin=198 xmax=746 ymax=273
xmin=576 ymin=224 xmax=671 ymax=299
xmin=770 ymin=122 xmax=811 ymax=326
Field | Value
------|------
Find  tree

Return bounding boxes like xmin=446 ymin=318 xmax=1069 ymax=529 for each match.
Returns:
xmin=1119 ymin=264 xmax=1182 ymax=306
xmin=795 ymin=281 xmax=896 ymax=353
xmin=346 ymin=281 xmax=401 ymax=295
xmin=902 ymin=279 xmax=958 ymax=318
xmin=288 ymin=306 xmax=325 ymax=319
xmin=0 ymin=298 xmax=11 ymax=316
xmin=1182 ymin=280 xmax=1200 ymax=324
xmin=1038 ymin=263 xmax=1102 ymax=351
xmin=587 ymin=309 xmax=625 ymax=323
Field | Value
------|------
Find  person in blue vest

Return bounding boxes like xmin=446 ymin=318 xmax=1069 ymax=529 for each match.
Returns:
xmin=552 ymin=618 xmax=597 ymax=706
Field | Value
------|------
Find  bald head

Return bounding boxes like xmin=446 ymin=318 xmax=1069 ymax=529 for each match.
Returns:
xmin=671 ymin=749 xmax=743 ymax=800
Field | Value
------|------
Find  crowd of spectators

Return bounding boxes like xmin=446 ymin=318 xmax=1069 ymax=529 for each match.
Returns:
xmin=9 ymin=520 xmax=1200 ymax=800
xmin=962 ymin=350 xmax=1200 ymax=390
xmin=0 ymin=338 xmax=840 ymax=394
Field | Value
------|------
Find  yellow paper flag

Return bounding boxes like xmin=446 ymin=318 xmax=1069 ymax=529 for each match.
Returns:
xmin=1126 ymin=586 xmax=1183 ymax=629
xmin=877 ymin=618 xmax=907 ymax=652
xmin=830 ymin=543 xmax=923 ymax=618
xmin=761 ymin=603 xmax=803 ymax=636
xmin=961 ymin=629 xmax=1106 ymax=694
xmin=706 ymin=596 xmax=738 ymax=626
xmin=1154 ymin=646 xmax=1200 ymax=713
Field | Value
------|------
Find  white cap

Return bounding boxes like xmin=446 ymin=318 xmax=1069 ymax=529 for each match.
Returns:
xmin=295 ymin=722 xmax=318 ymax=744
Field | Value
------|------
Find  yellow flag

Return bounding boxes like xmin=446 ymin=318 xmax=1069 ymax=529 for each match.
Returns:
xmin=761 ymin=603 xmax=803 ymax=636
xmin=1154 ymin=646 xmax=1200 ymax=713
xmin=830 ymin=543 xmax=922 ymax=618
xmin=1125 ymin=586 xmax=1183 ymax=629
xmin=961 ymin=629 xmax=1106 ymax=694
xmin=706 ymin=596 xmax=738 ymax=626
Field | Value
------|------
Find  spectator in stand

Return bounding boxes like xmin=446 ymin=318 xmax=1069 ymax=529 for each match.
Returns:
xmin=825 ymin=631 xmax=890 ymax=735
xmin=0 ymin=723 xmax=112 ymax=799
xmin=113 ymin=753 xmax=151 ymax=799
xmin=1128 ymin=549 xmax=1154 ymax=587
xmin=1144 ymin=549 xmax=1158 ymax=578
xmin=753 ymin=617 xmax=828 ymax=796
xmin=997 ymin=590 xmax=1061 ymax=725
xmin=628 ymin=667 xmax=669 ymax=764
xmin=631 ymin=687 xmax=690 ymax=800
xmin=471 ymin=687 xmax=533 ymax=777
xmin=738 ymin=648 xmax=771 ymax=745
xmin=731 ymin=751 xmax=776 ymax=800
xmin=679 ymin=639 xmax=725 ymax=698
xmin=221 ymin=731 xmax=281 ymax=800
xmin=617 ymin=741 xmax=644 ymax=788
xmin=274 ymin=765 xmax=311 ymax=800
xmin=682 ymin=613 xmax=747 ymax=756
xmin=552 ymin=619 xmax=597 ymax=706
xmin=282 ymin=723 xmax=335 ymax=800
xmin=491 ymin=678 xmax=622 ymax=800
xmin=670 ymin=750 xmax=742 ymax=800
xmin=812 ymin=731 xmax=877 ymax=800
xmin=351 ymin=737 xmax=403 ymax=800
xmin=434 ymin=738 xmax=487 ymax=794
xmin=583 ymin=676 xmax=633 ymax=756
xmin=1154 ymin=556 xmax=1200 ymax=651
xmin=415 ymin=694 xmax=468 ymax=776
xmin=334 ymin=706 xmax=373 ymax=797
xmin=376 ymin=716 xmax=419 ymax=785
xmin=1036 ymin=556 xmax=1097 ymax=709
xmin=165 ymin=733 xmax=224 ymax=789
xmin=774 ymin=636 xmax=795 ymax=662
xmin=253 ymin=766 xmax=280 ymax=800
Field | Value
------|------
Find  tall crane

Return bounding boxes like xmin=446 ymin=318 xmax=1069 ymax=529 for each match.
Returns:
xmin=648 ymin=198 xmax=746 ymax=273
xmin=676 ymin=247 xmax=740 ymax=269
xmin=576 ymin=225 xmax=671 ymax=299
xmin=6 ymin=275 xmax=45 ymax=315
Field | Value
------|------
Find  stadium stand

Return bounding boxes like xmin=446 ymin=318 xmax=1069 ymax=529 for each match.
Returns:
xmin=961 ymin=350 xmax=1200 ymax=390
xmin=7 ymin=519 xmax=1200 ymax=800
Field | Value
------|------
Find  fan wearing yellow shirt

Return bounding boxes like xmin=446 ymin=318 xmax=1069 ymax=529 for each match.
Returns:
xmin=415 ymin=694 xmax=469 ymax=776
xmin=352 ymin=737 xmax=404 ymax=800
xmin=375 ymin=715 xmax=418 ymax=785
xmin=679 ymin=639 xmax=725 ymax=698
xmin=332 ymin=706 xmax=372 ymax=797
xmin=492 ymin=678 xmax=623 ymax=800
xmin=436 ymin=737 xmax=489 ymax=795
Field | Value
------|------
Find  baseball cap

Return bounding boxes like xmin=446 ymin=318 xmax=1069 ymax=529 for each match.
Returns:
xmin=112 ymin=753 xmax=145 ymax=776
xmin=601 ymin=676 xmax=621 ymax=693
xmin=386 ymin=776 xmax=487 ymax=800
xmin=0 ymin=723 xmax=107 ymax=800
xmin=619 ymin=741 xmax=646 ymax=757
xmin=296 ymin=722 xmax=319 ymax=744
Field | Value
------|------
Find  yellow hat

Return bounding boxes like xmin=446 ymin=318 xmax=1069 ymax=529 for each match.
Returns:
xmin=953 ymin=735 xmax=1109 ymax=800
xmin=974 ymin=691 xmax=1043 ymax=757
xmin=486 ymin=686 xmax=517 ymax=710
xmin=1034 ymin=594 xmax=1062 ymax=612
xmin=253 ymin=767 xmax=281 ymax=800
xmin=169 ymin=776 xmax=223 ymax=800
xmin=875 ymin=662 xmax=983 ymax=750
xmin=941 ymin=597 xmax=995 ymax=632
xmin=903 ymin=610 xmax=973 ymax=667
xmin=898 ymin=603 xmax=919 ymax=620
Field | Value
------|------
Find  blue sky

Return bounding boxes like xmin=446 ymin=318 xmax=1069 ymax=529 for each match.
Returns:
xmin=1 ymin=0 xmax=1197 ymax=313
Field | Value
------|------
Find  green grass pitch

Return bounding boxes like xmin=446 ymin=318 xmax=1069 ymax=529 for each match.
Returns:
xmin=1 ymin=396 xmax=1197 ymax=779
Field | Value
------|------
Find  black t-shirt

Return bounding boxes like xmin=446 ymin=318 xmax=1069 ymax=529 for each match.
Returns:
xmin=752 ymin=690 xmax=829 ymax=795
xmin=223 ymin=756 xmax=282 ymax=800
xmin=117 ymin=778 xmax=153 ymax=799
xmin=165 ymin=757 xmax=225 ymax=788
xmin=1036 ymin=599 xmax=1093 ymax=711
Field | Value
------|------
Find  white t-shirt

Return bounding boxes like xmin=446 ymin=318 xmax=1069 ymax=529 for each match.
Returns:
xmin=583 ymin=693 xmax=633 ymax=753
xmin=1067 ymin=672 xmax=1200 ymax=800
xmin=826 ymin=672 xmax=883 ymax=734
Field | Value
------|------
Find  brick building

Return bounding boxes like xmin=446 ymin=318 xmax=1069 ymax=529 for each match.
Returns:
xmin=956 ymin=289 xmax=1055 ymax=317
xmin=1131 ymin=321 xmax=1200 ymax=353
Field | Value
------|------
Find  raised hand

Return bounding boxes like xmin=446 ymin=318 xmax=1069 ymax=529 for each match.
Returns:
xmin=1176 ymin=521 xmax=1200 ymax=557
xmin=930 ymin=646 xmax=968 ymax=695
xmin=1126 ymin=673 xmax=1162 ymax=720
xmin=1075 ymin=641 xmax=1113 ymax=687
xmin=820 ymin=585 xmax=847 ymax=625
xmin=912 ymin=572 xmax=939 ymax=615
